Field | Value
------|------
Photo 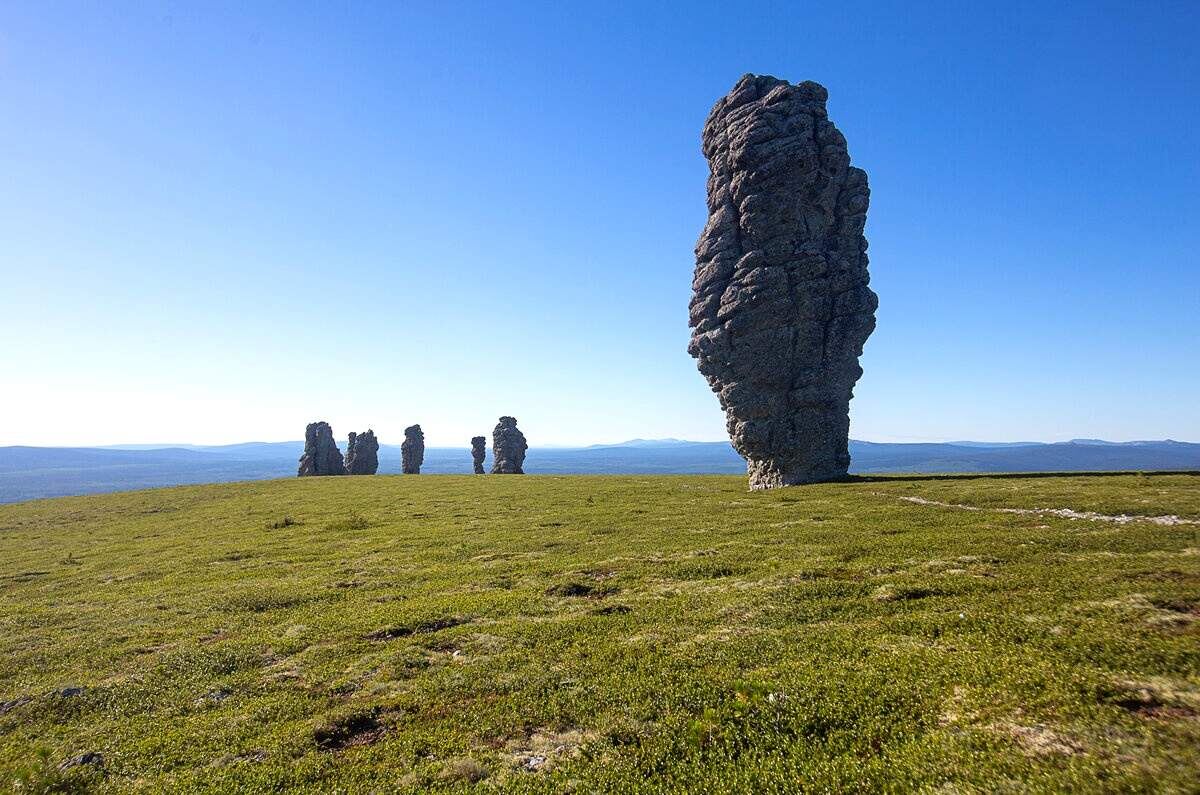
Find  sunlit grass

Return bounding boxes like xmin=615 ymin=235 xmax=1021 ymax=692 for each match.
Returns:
xmin=1 ymin=473 xmax=1197 ymax=792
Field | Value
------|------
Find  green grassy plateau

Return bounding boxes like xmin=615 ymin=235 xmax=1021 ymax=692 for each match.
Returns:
xmin=2 ymin=474 xmax=1198 ymax=793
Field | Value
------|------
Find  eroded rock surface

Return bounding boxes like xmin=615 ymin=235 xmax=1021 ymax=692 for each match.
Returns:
xmin=401 ymin=425 xmax=425 ymax=474
xmin=688 ymin=74 xmax=876 ymax=489
xmin=490 ymin=416 xmax=527 ymax=474
xmin=471 ymin=436 xmax=487 ymax=474
xmin=298 ymin=421 xmax=345 ymax=476
xmin=344 ymin=430 xmax=380 ymax=475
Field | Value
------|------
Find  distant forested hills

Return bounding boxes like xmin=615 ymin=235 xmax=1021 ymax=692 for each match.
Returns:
xmin=1 ymin=438 xmax=1197 ymax=503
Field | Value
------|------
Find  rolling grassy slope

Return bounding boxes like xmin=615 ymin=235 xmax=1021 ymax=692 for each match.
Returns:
xmin=1 ymin=474 xmax=1198 ymax=792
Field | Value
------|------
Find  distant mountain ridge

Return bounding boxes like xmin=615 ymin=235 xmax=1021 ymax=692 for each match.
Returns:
xmin=1 ymin=438 xmax=1197 ymax=503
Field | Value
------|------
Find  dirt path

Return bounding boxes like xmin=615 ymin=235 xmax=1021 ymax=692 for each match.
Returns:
xmin=894 ymin=495 xmax=1199 ymax=526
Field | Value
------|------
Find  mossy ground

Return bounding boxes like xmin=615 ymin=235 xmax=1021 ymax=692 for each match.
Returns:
xmin=1 ymin=473 xmax=1198 ymax=792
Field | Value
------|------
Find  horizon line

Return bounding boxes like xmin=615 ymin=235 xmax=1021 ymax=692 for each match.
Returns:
xmin=3 ymin=436 xmax=1197 ymax=450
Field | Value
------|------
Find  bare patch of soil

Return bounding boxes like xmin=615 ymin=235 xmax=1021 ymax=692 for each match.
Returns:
xmin=314 ymin=709 xmax=386 ymax=751
xmin=364 ymin=616 xmax=470 ymax=641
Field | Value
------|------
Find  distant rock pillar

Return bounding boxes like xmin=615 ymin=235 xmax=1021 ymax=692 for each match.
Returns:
xmin=297 ymin=421 xmax=346 ymax=476
xmin=344 ymin=430 xmax=380 ymax=475
xmin=471 ymin=436 xmax=486 ymax=474
xmin=401 ymin=425 xmax=425 ymax=474
xmin=490 ymin=416 xmax=527 ymax=474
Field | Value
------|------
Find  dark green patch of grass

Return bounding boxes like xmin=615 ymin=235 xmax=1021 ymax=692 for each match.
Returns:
xmin=325 ymin=512 xmax=370 ymax=532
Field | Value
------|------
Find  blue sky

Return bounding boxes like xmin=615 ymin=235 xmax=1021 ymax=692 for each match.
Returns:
xmin=1 ymin=1 xmax=1197 ymax=446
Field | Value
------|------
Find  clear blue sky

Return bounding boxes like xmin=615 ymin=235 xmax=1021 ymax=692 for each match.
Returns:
xmin=2 ymin=1 xmax=1197 ymax=447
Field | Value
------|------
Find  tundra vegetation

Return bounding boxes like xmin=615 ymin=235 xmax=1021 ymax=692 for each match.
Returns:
xmin=1 ymin=473 xmax=1197 ymax=792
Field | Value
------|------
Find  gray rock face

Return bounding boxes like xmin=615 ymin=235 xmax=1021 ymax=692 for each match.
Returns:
xmin=344 ymin=430 xmax=379 ymax=475
xmin=401 ymin=425 xmax=425 ymax=474
xmin=490 ymin=416 xmax=527 ymax=474
xmin=471 ymin=436 xmax=487 ymax=474
xmin=688 ymin=75 xmax=877 ymax=489
xmin=298 ymin=421 xmax=345 ymax=476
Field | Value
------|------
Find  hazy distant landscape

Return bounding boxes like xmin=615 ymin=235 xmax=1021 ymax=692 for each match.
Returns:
xmin=2 ymin=438 xmax=1198 ymax=503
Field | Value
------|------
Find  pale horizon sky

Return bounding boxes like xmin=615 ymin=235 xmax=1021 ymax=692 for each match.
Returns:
xmin=2 ymin=2 xmax=1198 ymax=448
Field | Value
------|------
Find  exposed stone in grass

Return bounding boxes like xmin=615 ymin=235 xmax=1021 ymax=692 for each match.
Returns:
xmin=314 ymin=709 xmax=385 ymax=751
xmin=506 ymin=729 xmax=597 ymax=774
xmin=688 ymin=75 xmax=876 ymax=489
xmin=364 ymin=616 xmax=470 ymax=641
xmin=298 ymin=421 xmax=345 ymax=477
xmin=195 ymin=688 xmax=231 ymax=707
xmin=491 ymin=416 xmax=527 ymax=474
xmin=521 ymin=753 xmax=548 ymax=771
xmin=401 ymin=425 xmax=424 ymax=474
xmin=58 ymin=751 xmax=104 ymax=770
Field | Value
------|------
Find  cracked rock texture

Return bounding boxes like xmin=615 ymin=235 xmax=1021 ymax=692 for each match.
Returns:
xmin=344 ymin=430 xmax=379 ymax=475
xmin=401 ymin=425 xmax=425 ymax=474
xmin=688 ymin=74 xmax=876 ymax=489
xmin=471 ymin=436 xmax=487 ymax=474
xmin=297 ymin=421 xmax=345 ymax=476
xmin=490 ymin=417 xmax=527 ymax=475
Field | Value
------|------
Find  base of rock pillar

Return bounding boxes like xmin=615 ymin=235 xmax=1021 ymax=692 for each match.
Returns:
xmin=746 ymin=458 xmax=849 ymax=490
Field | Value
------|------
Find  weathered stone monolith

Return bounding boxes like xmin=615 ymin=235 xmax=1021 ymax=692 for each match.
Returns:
xmin=344 ymin=430 xmax=379 ymax=475
xmin=401 ymin=425 xmax=424 ymax=474
xmin=688 ymin=75 xmax=876 ymax=489
xmin=490 ymin=417 xmax=527 ymax=474
xmin=297 ymin=421 xmax=345 ymax=476
xmin=471 ymin=436 xmax=486 ymax=474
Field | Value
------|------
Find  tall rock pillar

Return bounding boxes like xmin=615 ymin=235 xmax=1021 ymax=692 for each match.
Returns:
xmin=688 ymin=75 xmax=876 ymax=489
